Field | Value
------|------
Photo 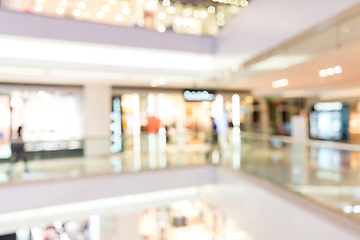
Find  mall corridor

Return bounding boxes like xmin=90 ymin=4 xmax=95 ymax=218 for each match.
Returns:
xmin=2 ymin=0 xmax=360 ymax=239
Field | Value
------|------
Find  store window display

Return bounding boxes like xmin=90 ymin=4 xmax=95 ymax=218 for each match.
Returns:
xmin=0 ymin=95 xmax=11 ymax=159
xmin=0 ymin=88 xmax=85 ymax=160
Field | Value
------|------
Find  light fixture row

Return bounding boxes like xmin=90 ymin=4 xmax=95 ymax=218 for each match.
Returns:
xmin=33 ymin=0 xmax=244 ymax=36
xmin=151 ymin=78 xmax=167 ymax=87
xmin=318 ymin=66 xmax=342 ymax=78
xmin=270 ymin=65 xmax=342 ymax=89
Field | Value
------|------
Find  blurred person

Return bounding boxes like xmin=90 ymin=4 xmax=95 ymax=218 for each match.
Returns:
xmin=82 ymin=220 xmax=91 ymax=240
xmin=206 ymin=118 xmax=218 ymax=162
xmin=42 ymin=227 xmax=60 ymax=240
xmin=147 ymin=115 xmax=161 ymax=134
xmin=156 ymin=208 xmax=169 ymax=240
xmin=7 ymin=126 xmax=28 ymax=175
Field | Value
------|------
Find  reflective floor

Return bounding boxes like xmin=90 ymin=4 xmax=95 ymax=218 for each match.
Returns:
xmin=2 ymin=132 xmax=360 ymax=224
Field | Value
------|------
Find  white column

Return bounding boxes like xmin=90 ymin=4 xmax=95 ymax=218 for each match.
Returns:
xmin=84 ymin=85 xmax=112 ymax=157
xmin=115 ymin=212 xmax=140 ymax=240
xmin=2 ymin=0 xmax=22 ymax=10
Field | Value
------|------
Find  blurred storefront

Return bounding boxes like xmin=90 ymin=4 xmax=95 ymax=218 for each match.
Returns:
xmin=111 ymin=88 xmax=247 ymax=151
xmin=3 ymin=199 xmax=253 ymax=240
xmin=1 ymin=84 xmax=251 ymax=159
xmin=0 ymin=84 xmax=84 ymax=160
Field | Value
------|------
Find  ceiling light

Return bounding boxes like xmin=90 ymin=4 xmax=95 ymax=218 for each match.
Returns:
xmin=102 ymin=5 xmax=110 ymax=12
xmin=115 ymin=13 xmax=124 ymax=21
xmin=353 ymin=205 xmax=360 ymax=213
xmin=193 ymin=10 xmax=200 ymax=18
xmin=240 ymin=0 xmax=248 ymax=6
xmin=208 ymin=6 xmax=215 ymax=13
xmin=151 ymin=80 xmax=158 ymax=87
xmin=217 ymin=12 xmax=224 ymax=19
xmin=122 ymin=7 xmax=130 ymax=15
xmin=56 ymin=7 xmax=65 ymax=14
xmin=108 ymin=0 xmax=117 ymax=5
xmin=78 ymin=1 xmax=86 ymax=9
xmin=175 ymin=17 xmax=182 ymax=26
xmin=189 ymin=19 xmax=196 ymax=28
xmin=83 ymin=10 xmax=92 ymax=18
xmin=327 ymin=68 xmax=334 ymax=76
xmin=96 ymin=11 xmax=105 ymax=19
xmin=121 ymin=1 xmax=129 ymax=7
xmin=200 ymin=10 xmax=208 ymax=18
xmin=158 ymin=12 xmax=166 ymax=20
xmin=319 ymin=69 xmax=327 ymax=77
xmin=217 ymin=19 xmax=225 ymax=26
xmin=158 ymin=77 xmax=167 ymax=85
xmin=163 ymin=0 xmax=170 ymax=6
xmin=167 ymin=6 xmax=176 ymax=14
xmin=343 ymin=206 xmax=353 ymax=214
xmin=59 ymin=0 xmax=68 ymax=7
xmin=334 ymin=66 xmax=342 ymax=74
xmin=183 ymin=8 xmax=192 ymax=17
xmin=272 ymin=79 xmax=288 ymax=88
xmin=319 ymin=66 xmax=342 ymax=77
xmin=34 ymin=4 xmax=43 ymax=12
xmin=73 ymin=9 xmax=82 ymax=17
xmin=158 ymin=24 xmax=166 ymax=33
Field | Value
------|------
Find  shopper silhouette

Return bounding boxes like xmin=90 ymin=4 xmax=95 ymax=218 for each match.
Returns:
xmin=7 ymin=126 xmax=28 ymax=176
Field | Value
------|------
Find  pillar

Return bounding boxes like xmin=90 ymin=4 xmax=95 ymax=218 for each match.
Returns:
xmin=84 ymin=85 xmax=112 ymax=157
xmin=115 ymin=212 xmax=140 ymax=240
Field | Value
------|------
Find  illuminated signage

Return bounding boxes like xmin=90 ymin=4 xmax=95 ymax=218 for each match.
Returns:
xmin=314 ymin=102 xmax=343 ymax=111
xmin=183 ymin=90 xmax=215 ymax=101
xmin=109 ymin=97 xmax=122 ymax=153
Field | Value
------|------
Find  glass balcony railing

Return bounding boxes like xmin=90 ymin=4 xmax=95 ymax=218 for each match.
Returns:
xmin=1 ymin=131 xmax=360 ymax=224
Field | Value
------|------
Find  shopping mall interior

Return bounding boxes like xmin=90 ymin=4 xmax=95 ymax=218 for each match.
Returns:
xmin=3 ymin=0 xmax=360 ymax=239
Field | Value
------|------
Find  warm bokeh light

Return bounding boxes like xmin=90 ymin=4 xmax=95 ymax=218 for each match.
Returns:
xmin=272 ymin=79 xmax=289 ymax=88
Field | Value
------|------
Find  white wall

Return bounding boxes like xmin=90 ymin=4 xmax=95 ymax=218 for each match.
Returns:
xmin=84 ymin=85 xmax=112 ymax=156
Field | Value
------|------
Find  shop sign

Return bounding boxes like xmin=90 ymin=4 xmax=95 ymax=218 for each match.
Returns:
xmin=314 ymin=102 xmax=343 ymax=111
xmin=183 ymin=90 xmax=215 ymax=101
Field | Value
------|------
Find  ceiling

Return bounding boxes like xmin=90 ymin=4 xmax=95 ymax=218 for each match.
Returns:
xmin=228 ymin=39 xmax=360 ymax=99
xmin=215 ymin=0 xmax=360 ymax=72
